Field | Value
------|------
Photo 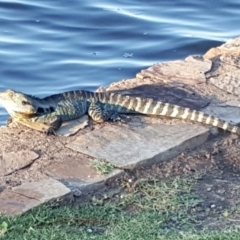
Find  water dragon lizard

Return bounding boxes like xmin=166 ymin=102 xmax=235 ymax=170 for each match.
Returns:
xmin=0 ymin=88 xmax=239 ymax=135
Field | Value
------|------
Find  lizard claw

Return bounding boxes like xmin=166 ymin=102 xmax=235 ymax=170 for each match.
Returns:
xmin=111 ymin=114 xmax=130 ymax=124
xmin=44 ymin=127 xmax=57 ymax=135
xmin=6 ymin=118 xmax=13 ymax=126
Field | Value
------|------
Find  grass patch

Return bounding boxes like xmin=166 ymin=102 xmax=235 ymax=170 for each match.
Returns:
xmin=0 ymin=177 xmax=240 ymax=239
xmin=119 ymin=178 xmax=200 ymax=212
xmin=91 ymin=159 xmax=116 ymax=174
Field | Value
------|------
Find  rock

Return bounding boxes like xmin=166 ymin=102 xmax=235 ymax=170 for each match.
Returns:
xmin=44 ymin=158 xmax=97 ymax=180
xmin=0 ymin=150 xmax=39 ymax=176
xmin=66 ymin=123 xmax=209 ymax=168
xmin=136 ymin=55 xmax=211 ymax=85
xmin=44 ymin=158 xmax=124 ymax=193
xmin=203 ymin=103 xmax=240 ymax=125
xmin=0 ymin=179 xmax=70 ymax=216
xmin=223 ymin=100 xmax=240 ymax=108
xmin=204 ymin=37 xmax=240 ymax=96
xmin=56 ymin=115 xmax=89 ymax=136
xmin=208 ymin=70 xmax=240 ymax=96
xmin=60 ymin=169 xmax=124 ymax=193
xmin=204 ymin=36 xmax=240 ymax=60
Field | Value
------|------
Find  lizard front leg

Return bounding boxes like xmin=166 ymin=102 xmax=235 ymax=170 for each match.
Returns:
xmin=14 ymin=114 xmax=62 ymax=134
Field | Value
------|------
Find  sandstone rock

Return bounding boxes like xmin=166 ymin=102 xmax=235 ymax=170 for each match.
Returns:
xmin=203 ymin=103 xmax=240 ymax=125
xmin=136 ymin=55 xmax=211 ymax=85
xmin=0 ymin=179 xmax=70 ymax=216
xmin=44 ymin=157 xmax=124 ymax=193
xmin=0 ymin=150 xmax=39 ymax=176
xmin=204 ymin=37 xmax=240 ymax=96
xmin=208 ymin=70 xmax=240 ymax=96
xmin=56 ymin=115 xmax=89 ymax=136
xmin=66 ymin=123 xmax=209 ymax=168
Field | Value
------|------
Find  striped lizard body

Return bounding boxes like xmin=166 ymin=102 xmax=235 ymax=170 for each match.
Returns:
xmin=0 ymin=89 xmax=239 ymax=135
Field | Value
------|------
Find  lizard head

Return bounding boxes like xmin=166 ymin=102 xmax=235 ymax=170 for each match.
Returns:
xmin=0 ymin=89 xmax=38 ymax=119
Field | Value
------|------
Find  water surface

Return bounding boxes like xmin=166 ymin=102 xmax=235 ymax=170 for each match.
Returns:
xmin=1 ymin=0 xmax=240 ymax=123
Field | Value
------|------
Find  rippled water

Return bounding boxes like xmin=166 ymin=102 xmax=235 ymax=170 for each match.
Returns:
xmin=1 ymin=0 xmax=240 ymax=123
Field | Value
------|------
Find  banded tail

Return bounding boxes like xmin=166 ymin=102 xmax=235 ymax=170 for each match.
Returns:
xmin=92 ymin=92 xmax=240 ymax=135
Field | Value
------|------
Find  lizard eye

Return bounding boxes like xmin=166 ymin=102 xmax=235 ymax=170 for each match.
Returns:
xmin=22 ymin=101 xmax=31 ymax=106
xmin=7 ymin=91 xmax=14 ymax=98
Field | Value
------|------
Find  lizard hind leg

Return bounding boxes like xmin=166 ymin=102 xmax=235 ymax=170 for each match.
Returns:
xmin=88 ymin=101 xmax=125 ymax=123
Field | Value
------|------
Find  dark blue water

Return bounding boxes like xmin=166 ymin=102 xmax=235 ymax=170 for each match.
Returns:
xmin=1 ymin=0 xmax=240 ymax=124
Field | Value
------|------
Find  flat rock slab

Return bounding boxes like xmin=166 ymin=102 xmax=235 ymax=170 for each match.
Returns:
xmin=45 ymin=159 xmax=98 ymax=180
xmin=203 ymin=103 xmax=240 ymax=125
xmin=44 ymin=158 xmax=124 ymax=194
xmin=224 ymin=100 xmax=240 ymax=108
xmin=0 ymin=150 xmax=39 ymax=176
xmin=59 ymin=169 xmax=124 ymax=194
xmin=0 ymin=179 xmax=70 ymax=216
xmin=56 ymin=115 xmax=89 ymax=136
xmin=66 ymin=123 xmax=209 ymax=168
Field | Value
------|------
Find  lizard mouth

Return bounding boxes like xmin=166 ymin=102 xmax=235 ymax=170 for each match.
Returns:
xmin=13 ymin=111 xmax=40 ymax=119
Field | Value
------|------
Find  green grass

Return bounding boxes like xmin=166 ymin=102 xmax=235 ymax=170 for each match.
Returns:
xmin=0 ymin=177 xmax=240 ymax=240
xmin=91 ymin=159 xmax=116 ymax=174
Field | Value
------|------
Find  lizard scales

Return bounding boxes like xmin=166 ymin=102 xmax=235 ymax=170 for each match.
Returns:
xmin=0 ymin=89 xmax=239 ymax=135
